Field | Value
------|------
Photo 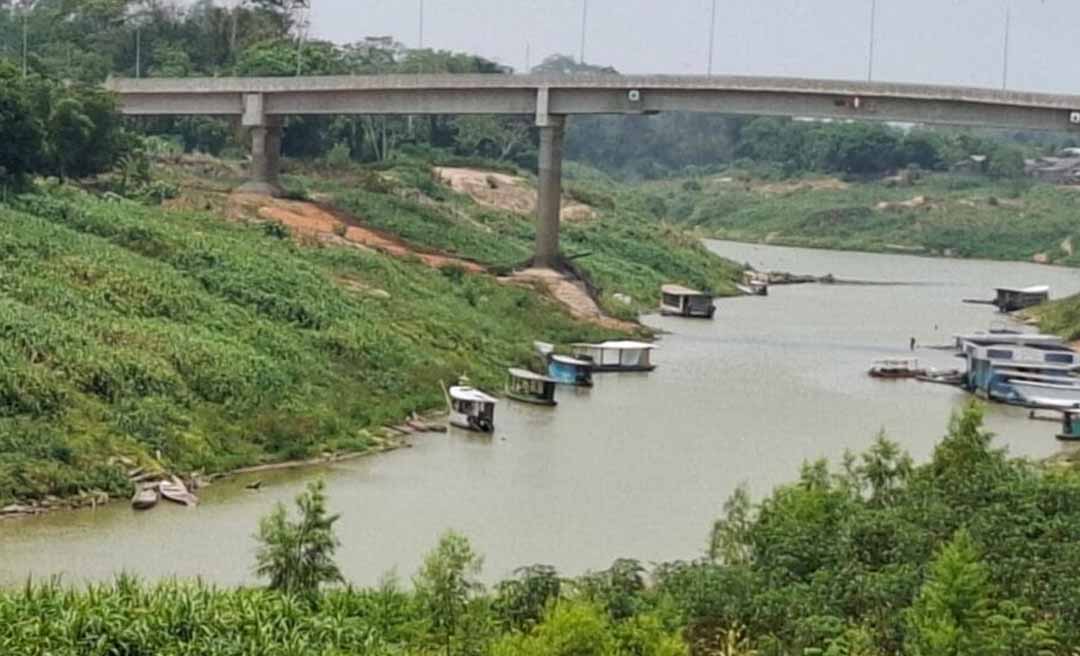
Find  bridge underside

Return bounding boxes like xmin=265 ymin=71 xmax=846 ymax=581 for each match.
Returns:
xmin=110 ymin=75 xmax=1080 ymax=268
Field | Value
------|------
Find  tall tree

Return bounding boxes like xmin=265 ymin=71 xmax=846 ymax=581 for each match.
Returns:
xmin=254 ymin=479 xmax=344 ymax=598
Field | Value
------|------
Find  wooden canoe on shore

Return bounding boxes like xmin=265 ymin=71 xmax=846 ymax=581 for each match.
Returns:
xmin=131 ymin=486 xmax=160 ymax=511
xmin=159 ymin=478 xmax=199 ymax=506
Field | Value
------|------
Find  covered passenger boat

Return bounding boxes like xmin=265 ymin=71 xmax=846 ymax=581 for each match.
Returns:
xmin=506 ymin=368 xmax=558 ymax=406
xmin=994 ymin=286 xmax=1050 ymax=312
xmin=448 ymin=383 xmax=498 ymax=432
xmin=660 ymin=284 xmax=716 ymax=318
xmin=547 ymin=355 xmax=594 ymax=387
xmin=572 ymin=341 xmax=657 ymax=373
xmin=959 ymin=340 xmax=1080 ymax=407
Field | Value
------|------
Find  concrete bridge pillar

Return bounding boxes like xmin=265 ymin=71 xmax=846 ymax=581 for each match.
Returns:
xmin=534 ymin=115 xmax=566 ymax=269
xmin=238 ymin=93 xmax=284 ymax=197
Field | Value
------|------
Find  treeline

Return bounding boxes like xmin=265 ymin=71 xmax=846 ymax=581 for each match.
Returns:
xmin=0 ymin=62 xmax=132 ymax=186
xmin=0 ymin=0 xmax=1063 ymax=182
xmin=566 ymin=115 xmax=1050 ymax=181
xmin=2 ymin=406 xmax=1078 ymax=654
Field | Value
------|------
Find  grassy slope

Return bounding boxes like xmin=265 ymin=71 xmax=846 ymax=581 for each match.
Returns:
xmin=0 ymin=187 xmax=622 ymax=504
xmin=295 ymin=159 xmax=743 ymax=321
xmin=642 ymin=172 xmax=1080 ymax=264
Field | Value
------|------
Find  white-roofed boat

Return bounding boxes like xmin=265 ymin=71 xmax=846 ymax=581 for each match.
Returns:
xmin=572 ymin=341 xmax=657 ymax=373
xmin=448 ymin=382 xmax=498 ymax=432
xmin=547 ymin=354 xmax=594 ymax=386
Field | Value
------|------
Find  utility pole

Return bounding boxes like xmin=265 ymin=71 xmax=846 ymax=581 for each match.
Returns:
xmin=21 ymin=3 xmax=28 ymax=78
xmin=1001 ymin=1 xmax=1011 ymax=90
xmin=525 ymin=42 xmax=531 ymax=74
xmin=866 ymin=0 xmax=877 ymax=81
xmin=579 ymin=0 xmax=588 ymax=65
xmin=707 ymin=0 xmax=717 ymax=75
xmin=135 ymin=25 xmax=141 ymax=78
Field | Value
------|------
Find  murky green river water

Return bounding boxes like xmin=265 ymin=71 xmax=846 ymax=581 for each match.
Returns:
xmin=3 ymin=241 xmax=1080 ymax=587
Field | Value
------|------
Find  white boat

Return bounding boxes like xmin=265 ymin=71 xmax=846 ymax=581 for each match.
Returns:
xmin=448 ymin=384 xmax=498 ymax=432
xmin=572 ymin=341 xmax=657 ymax=372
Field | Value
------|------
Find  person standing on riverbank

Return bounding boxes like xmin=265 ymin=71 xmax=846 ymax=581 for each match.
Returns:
xmin=910 ymin=337 xmax=917 ymax=351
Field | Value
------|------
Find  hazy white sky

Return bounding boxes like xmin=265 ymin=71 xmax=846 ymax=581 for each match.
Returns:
xmin=304 ymin=0 xmax=1078 ymax=93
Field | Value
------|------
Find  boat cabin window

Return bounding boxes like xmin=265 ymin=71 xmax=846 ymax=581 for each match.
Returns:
xmin=511 ymin=377 xmax=543 ymax=395
xmin=987 ymin=349 xmax=1014 ymax=360
xmin=661 ymin=293 xmax=681 ymax=307
xmin=1045 ymin=353 xmax=1076 ymax=364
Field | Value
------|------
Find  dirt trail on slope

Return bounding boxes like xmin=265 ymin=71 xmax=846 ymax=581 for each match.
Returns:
xmin=227 ymin=193 xmax=632 ymax=331
xmin=434 ymin=167 xmax=596 ymax=221
xmin=504 ymin=268 xmax=638 ymax=332
xmin=228 ymin=193 xmax=486 ymax=273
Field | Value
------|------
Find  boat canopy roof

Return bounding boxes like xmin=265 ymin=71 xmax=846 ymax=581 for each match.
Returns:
xmin=955 ymin=332 xmax=1065 ymax=347
xmin=661 ymin=284 xmax=709 ymax=297
xmin=995 ymin=285 xmax=1050 ymax=294
xmin=508 ymin=368 xmax=556 ymax=383
xmin=872 ymin=358 xmax=919 ymax=366
xmin=449 ymin=386 xmax=498 ymax=404
xmin=992 ymin=369 xmax=1080 ymax=383
xmin=575 ymin=340 xmax=657 ymax=351
xmin=551 ymin=354 xmax=592 ymax=366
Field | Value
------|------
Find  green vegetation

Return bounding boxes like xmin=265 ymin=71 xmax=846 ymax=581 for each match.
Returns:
xmin=0 ymin=184 xmax=627 ymax=505
xmin=640 ymin=172 xmax=1080 ymax=264
xmin=297 ymin=158 xmax=743 ymax=319
xmin=255 ymin=480 xmax=344 ymax=598
xmin=3 ymin=406 xmax=1079 ymax=654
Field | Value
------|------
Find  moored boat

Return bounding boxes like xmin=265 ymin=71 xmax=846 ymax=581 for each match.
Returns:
xmin=506 ymin=368 xmax=558 ymax=406
xmin=448 ymin=383 xmax=498 ymax=433
xmin=572 ymin=341 xmax=657 ymax=373
xmin=660 ymin=284 xmax=716 ymax=318
xmin=131 ymin=485 xmax=160 ymax=511
xmin=869 ymin=358 xmax=926 ymax=379
xmin=547 ymin=354 xmax=594 ymax=387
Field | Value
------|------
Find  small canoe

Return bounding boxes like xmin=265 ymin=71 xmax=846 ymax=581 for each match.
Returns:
xmin=159 ymin=477 xmax=199 ymax=506
xmin=131 ymin=485 xmax=160 ymax=511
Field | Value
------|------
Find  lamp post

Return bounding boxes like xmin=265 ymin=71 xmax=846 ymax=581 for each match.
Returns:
xmin=866 ymin=0 xmax=877 ymax=81
xmin=1001 ymin=1 xmax=1011 ymax=90
xmin=579 ymin=0 xmax=588 ymax=64
xmin=707 ymin=0 xmax=717 ymax=75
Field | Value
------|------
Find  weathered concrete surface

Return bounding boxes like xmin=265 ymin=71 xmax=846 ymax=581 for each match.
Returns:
xmin=535 ymin=117 xmax=565 ymax=269
xmin=108 ymin=74 xmax=1080 ymax=132
xmin=236 ymin=124 xmax=283 ymax=197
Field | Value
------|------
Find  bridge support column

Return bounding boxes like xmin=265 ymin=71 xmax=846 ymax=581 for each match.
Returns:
xmin=239 ymin=118 xmax=284 ymax=196
xmin=534 ymin=115 xmax=565 ymax=269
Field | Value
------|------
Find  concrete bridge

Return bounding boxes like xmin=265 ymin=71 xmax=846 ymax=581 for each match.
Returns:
xmin=107 ymin=74 xmax=1080 ymax=267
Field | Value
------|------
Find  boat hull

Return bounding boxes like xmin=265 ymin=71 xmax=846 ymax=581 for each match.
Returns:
xmin=590 ymin=364 xmax=657 ymax=373
xmin=506 ymin=392 xmax=557 ymax=406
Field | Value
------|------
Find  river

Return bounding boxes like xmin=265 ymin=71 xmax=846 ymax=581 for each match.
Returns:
xmin=3 ymin=241 xmax=1080 ymax=588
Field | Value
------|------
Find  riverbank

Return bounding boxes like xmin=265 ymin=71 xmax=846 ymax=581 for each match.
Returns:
xmin=0 ymin=161 xmax=744 ymax=507
xmin=637 ymin=171 xmax=1080 ymax=267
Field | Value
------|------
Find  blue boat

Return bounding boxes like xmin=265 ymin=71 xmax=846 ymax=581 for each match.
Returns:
xmin=547 ymin=355 xmax=594 ymax=387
